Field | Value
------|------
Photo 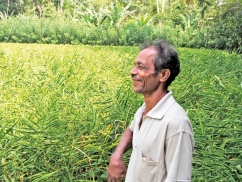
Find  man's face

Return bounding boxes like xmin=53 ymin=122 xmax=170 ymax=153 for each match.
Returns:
xmin=130 ymin=47 xmax=162 ymax=96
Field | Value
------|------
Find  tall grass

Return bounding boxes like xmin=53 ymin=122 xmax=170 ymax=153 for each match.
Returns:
xmin=0 ymin=43 xmax=138 ymax=181
xmin=172 ymin=49 xmax=242 ymax=181
xmin=0 ymin=43 xmax=241 ymax=181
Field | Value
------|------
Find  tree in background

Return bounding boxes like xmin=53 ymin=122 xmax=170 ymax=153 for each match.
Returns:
xmin=0 ymin=0 xmax=20 ymax=17
xmin=0 ymin=0 xmax=241 ymax=53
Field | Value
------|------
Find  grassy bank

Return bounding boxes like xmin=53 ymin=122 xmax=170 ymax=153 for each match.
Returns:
xmin=0 ymin=43 xmax=241 ymax=181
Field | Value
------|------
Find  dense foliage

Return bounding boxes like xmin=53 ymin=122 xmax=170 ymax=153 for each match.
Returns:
xmin=0 ymin=43 xmax=241 ymax=181
xmin=0 ymin=0 xmax=241 ymax=53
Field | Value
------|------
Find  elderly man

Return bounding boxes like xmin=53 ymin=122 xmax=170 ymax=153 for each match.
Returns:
xmin=107 ymin=40 xmax=194 ymax=182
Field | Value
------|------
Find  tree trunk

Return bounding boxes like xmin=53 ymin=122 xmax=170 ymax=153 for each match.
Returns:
xmin=156 ymin=0 xmax=160 ymax=13
xmin=7 ymin=0 xmax=10 ymax=16
xmin=161 ymin=0 xmax=165 ymax=13
xmin=37 ymin=4 xmax=42 ymax=18
xmin=60 ymin=0 xmax=64 ymax=13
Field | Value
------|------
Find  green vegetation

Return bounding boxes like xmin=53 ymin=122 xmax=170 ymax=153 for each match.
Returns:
xmin=0 ymin=1 xmax=241 ymax=53
xmin=0 ymin=43 xmax=241 ymax=181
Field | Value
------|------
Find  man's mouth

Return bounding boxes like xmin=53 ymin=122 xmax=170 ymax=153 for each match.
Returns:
xmin=132 ymin=79 xmax=142 ymax=85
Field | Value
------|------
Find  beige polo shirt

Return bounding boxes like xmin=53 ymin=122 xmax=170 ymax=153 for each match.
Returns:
xmin=125 ymin=91 xmax=194 ymax=182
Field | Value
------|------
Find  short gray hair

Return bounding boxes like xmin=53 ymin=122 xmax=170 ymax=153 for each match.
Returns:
xmin=140 ymin=39 xmax=180 ymax=87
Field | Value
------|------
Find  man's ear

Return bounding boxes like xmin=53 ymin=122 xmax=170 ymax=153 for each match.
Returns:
xmin=159 ymin=69 xmax=170 ymax=82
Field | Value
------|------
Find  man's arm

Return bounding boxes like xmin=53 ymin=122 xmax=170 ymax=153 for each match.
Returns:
xmin=107 ymin=127 xmax=133 ymax=182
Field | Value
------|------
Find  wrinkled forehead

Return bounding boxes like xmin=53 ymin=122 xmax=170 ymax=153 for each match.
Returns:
xmin=136 ymin=47 xmax=157 ymax=63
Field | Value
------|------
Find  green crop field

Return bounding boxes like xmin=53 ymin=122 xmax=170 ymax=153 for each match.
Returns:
xmin=0 ymin=43 xmax=241 ymax=181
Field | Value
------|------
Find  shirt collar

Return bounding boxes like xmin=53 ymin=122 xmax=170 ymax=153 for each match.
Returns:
xmin=141 ymin=91 xmax=176 ymax=119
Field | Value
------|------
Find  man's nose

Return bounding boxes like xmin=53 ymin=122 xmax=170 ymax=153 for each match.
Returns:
xmin=130 ymin=66 xmax=137 ymax=75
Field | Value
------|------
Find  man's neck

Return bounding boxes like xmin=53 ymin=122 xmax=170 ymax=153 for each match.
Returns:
xmin=143 ymin=90 xmax=168 ymax=114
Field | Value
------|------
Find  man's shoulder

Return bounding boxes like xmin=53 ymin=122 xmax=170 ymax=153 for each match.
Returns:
xmin=166 ymin=101 xmax=187 ymax=116
xmin=163 ymin=101 xmax=193 ymax=133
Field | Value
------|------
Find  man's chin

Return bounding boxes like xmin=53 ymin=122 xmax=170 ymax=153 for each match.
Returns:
xmin=133 ymin=89 xmax=142 ymax=94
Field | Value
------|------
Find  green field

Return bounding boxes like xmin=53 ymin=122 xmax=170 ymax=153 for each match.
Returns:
xmin=0 ymin=43 xmax=242 ymax=181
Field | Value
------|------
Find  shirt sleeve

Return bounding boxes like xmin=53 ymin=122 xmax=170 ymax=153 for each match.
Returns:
xmin=165 ymin=131 xmax=194 ymax=182
xmin=129 ymin=120 xmax=134 ymax=132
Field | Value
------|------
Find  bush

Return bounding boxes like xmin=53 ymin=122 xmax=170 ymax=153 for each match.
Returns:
xmin=198 ymin=2 xmax=242 ymax=53
xmin=0 ymin=12 xmax=241 ymax=53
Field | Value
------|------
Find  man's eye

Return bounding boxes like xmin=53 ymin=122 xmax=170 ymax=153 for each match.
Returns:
xmin=138 ymin=66 xmax=145 ymax=70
